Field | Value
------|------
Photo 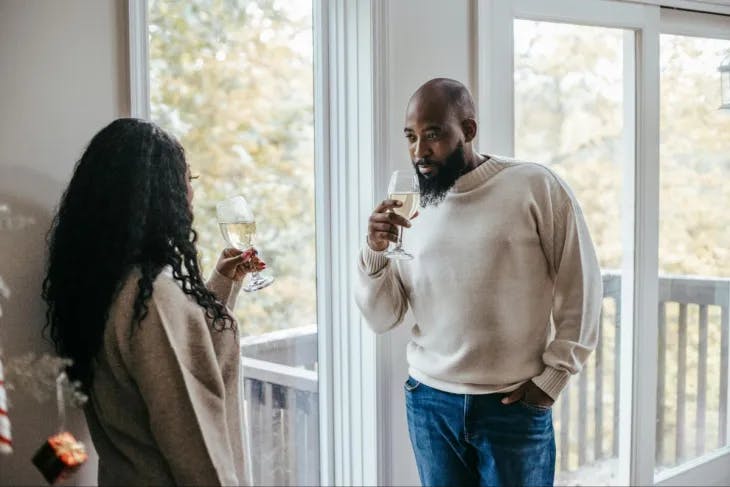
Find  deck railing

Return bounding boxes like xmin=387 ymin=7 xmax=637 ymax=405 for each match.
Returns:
xmin=240 ymin=325 xmax=319 ymax=486
xmin=240 ymin=273 xmax=730 ymax=484
xmin=555 ymin=272 xmax=730 ymax=475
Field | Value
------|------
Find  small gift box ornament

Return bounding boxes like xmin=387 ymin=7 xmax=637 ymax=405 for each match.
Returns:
xmin=32 ymin=432 xmax=88 ymax=484
xmin=31 ymin=372 xmax=88 ymax=484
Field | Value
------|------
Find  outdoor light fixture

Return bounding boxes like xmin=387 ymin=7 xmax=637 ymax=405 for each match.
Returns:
xmin=720 ymin=53 xmax=730 ymax=110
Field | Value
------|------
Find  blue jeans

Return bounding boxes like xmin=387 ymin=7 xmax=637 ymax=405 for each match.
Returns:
xmin=405 ymin=377 xmax=555 ymax=487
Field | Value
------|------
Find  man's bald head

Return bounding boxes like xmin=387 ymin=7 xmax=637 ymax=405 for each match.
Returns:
xmin=407 ymin=78 xmax=476 ymax=122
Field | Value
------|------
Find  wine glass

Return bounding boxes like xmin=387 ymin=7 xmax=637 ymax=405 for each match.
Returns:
xmin=384 ymin=170 xmax=420 ymax=260
xmin=216 ymin=195 xmax=274 ymax=292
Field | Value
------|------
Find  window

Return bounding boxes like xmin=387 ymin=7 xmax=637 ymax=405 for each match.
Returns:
xmin=656 ymin=29 xmax=730 ymax=474
xmin=147 ymin=1 xmax=318 ymax=484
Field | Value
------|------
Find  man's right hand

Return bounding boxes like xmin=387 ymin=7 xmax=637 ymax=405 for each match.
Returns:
xmin=367 ymin=200 xmax=414 ymax=252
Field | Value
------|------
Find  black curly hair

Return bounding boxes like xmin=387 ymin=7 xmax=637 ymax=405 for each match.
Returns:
xmin=42 ymin=118 xmax=234 ymax=390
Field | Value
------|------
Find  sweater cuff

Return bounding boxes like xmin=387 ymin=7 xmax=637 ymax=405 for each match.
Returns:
xmin=532 ymin=366 xmax=571 ymax=401
xmin=360 ymin=243 xmax=389 ymax=275
xmin=207 ymin=268 xmax=242 ymax=307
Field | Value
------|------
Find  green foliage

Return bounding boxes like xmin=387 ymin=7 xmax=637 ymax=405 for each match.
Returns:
xmin=515 ymin=21 xmax=626 ymax=270
xmin=149 ymin=0 xmax=315 ymax=336
xmin=515 ymin=22 xmax=730 ymax=277
xmin=659 ymin=35 xmax=730 ymax=277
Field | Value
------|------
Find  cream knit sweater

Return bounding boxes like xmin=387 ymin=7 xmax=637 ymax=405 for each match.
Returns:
xmin=85 ymin=267 xmax=246 ymax=486
xmin=356 ymin=156 xmax=603 ymax=399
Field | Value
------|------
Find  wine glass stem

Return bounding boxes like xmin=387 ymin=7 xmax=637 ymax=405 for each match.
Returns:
xmin=245 ymin=246 xmax=262 ymax=281
xmin=395 ymin=226 xmax=404 ymax=250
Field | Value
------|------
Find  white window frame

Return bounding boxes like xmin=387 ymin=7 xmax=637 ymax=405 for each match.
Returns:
xmin=127 ymin=0 xmax=149 ymax=120
xmin=313 ymin=0 xmax=386 ymax=485
xmin=127 ymin=1 xmax=384 ymax=485
xmin=617 ymin=0 xmax=730 ymax=16
xmin=478 ymin=0 xmax=730 ymax=485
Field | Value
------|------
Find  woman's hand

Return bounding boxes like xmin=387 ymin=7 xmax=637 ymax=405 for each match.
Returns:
xmin=215 ymin=248 xmax=266 ymax=281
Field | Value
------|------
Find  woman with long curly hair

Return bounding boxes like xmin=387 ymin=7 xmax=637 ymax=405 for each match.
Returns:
xmin=42 ymin=118 xmax=263 ymax=486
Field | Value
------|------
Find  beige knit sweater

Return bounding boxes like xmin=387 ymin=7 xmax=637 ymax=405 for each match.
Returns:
xmin=356 ymin=156 xmax=603 ymax=399
xmin=85 ymin=267 xmax=246 ymax=486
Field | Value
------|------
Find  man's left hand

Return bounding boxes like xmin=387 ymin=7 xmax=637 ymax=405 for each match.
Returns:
xmin=501 ymin=380 xmax=554 ymax=408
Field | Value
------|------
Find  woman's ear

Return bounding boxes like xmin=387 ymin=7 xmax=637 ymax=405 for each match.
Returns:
xmin=461 ymin=118 xmax=478 ymax=143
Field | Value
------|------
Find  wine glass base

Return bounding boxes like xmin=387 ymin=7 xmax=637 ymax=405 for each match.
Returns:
xmin=384 ymin=249 xmax=414 ymax=261
xmin=243 ymin=275 xmax=274 ymax=292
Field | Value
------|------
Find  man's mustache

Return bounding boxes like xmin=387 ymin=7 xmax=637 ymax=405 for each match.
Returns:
xmin=414 ymin=159 xmax=439 ymax=167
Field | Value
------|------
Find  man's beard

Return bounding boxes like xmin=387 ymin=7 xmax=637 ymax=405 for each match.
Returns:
xmin=414 ymin=143 xmax=468 ymax=207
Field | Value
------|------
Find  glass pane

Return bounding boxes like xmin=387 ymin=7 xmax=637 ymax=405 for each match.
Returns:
xmin=148 ymin=1 xmax=319 ymax=485
xmin=657 ymin=34 xmax=730 ymax=474
xmin=515 ymin=20 xmax=629 ymax=485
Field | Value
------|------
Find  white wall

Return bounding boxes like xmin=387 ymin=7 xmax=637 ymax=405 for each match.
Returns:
xmin=380 ymin=1 xmax=474 ymax=485
xmin=0 ymin=0 xmax=128 ymax=484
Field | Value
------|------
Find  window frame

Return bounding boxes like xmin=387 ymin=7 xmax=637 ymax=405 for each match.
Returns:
xmin=618 ymin=0 xmax=730 ymax=16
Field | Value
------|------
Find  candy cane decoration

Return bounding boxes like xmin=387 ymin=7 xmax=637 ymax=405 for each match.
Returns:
xmin=0 ymin=204 xmax=29 ymax=455
xmin=0 ymin=359 xmax=11 ymax=454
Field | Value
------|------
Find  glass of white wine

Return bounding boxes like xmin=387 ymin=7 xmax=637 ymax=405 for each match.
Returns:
xmin=384 ymin=170 xmax=420 ymax=260
xmin=216 ymin=195 xmax=274 ymax=292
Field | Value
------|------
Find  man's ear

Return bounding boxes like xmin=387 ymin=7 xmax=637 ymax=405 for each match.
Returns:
xmin=461 ymin=118 xmax=477 ymax=143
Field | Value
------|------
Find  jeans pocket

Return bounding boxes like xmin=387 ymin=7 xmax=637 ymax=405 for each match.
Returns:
xmin=404 ymin=376 xmax=421 ymax=392
xmin=518 ymin=400 xmax=552 ymax=413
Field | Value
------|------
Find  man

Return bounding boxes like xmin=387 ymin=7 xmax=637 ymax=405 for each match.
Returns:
xmin=355 ymin=78 xmax=602 ymax=486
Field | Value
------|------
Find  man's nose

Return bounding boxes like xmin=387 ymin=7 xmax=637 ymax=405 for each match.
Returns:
xmin=414 ymin=139 xmax=431 ymax=159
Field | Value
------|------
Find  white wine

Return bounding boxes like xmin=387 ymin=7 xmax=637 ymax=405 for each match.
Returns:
xmin=389 ymin=192 xmax=420 ymax=219
xmin=219 ymin=221 xmax=256 ymax=250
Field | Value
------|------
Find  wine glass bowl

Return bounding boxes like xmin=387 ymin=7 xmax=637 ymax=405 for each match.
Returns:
xmin=384 ymin=170 xmax=420 ymax=260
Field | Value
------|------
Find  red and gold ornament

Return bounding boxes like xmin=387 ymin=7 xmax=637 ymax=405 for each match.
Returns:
xmin=32 ymin=431 xmax=88 ymax=484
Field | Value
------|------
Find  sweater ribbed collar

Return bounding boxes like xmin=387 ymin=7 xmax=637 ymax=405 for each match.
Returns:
xmin=450 ymin=155 xmax=505 ymax=194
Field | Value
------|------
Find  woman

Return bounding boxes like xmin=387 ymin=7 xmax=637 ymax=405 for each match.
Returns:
xmin=42 ymin=118 xmax=262 ymax=486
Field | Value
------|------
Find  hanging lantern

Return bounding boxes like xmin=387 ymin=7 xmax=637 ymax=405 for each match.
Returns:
xmin=720 ymin=53 xmax=730 ymax=110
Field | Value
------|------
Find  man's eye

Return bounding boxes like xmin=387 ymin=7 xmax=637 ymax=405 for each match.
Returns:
xmin=426 ymin=132 xmax=439 ymax=140
xmin=406 ymin=135 xmax=416 ymax=143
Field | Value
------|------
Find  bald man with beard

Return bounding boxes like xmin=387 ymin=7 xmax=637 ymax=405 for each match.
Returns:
xmin=356 ymin=78 xmax=603 ymax=487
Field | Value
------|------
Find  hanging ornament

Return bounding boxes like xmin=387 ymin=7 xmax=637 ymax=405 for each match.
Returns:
xmin=1 ymin=203 xmax=88 ymax=477
xmin=31 ymin=373 xmax=88 ymax=484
